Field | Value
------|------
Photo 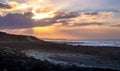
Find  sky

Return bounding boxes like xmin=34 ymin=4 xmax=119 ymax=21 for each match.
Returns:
xmin=0 ymin=0 xmax=120 ymax=40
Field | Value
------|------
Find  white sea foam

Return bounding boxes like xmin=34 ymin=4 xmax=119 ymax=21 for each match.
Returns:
xmin=22 ymin=50 xmax=120 ymax=70
xmin=45 ymin=40 xmax=120 ymax=47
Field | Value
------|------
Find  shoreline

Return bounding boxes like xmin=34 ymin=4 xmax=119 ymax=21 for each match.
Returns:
xmin=0 ymin=47 xmax=119 ymax=71
xmin=0 ymin=41 xmax=120 ymax=71
xmin=44 ymin=40 xmax=120 ymax=47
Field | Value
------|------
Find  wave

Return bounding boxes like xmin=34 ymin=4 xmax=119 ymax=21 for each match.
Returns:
xmin=45 ymin=40 xmax=120 ymax=47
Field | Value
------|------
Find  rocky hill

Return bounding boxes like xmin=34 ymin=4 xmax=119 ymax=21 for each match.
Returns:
xmin=0 ymin=31 xmax=40 ymax=41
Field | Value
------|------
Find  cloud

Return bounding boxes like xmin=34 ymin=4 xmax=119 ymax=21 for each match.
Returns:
xmin=54 ymin=12 xmax=80 ymax=19
xmin=55 ymin=12 xmax=113 ymax=26
xmin=0 ymin=11 xmax=114 ymax=29
xmin=0 ymin=0 xmax=119 ymax=40
xmin=0 ymin=12 xmax=56 ymax=29
xmin=110 ymin=24 xmax=120 ymax=28
xmin=0 ymin=13 xmax=34 ymax=29
xmin=0 ymin=11 xmax=79 ymax=29
xmin=0 ymin=1 xmax=31 ymax=16
xmin=0 ymin=2 xmax=12 ymax=9
xmin=68 ymin=22 xmax=104 ymax=27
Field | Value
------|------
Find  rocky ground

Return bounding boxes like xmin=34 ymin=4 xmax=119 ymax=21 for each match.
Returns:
xmin=0 ymin=47 xmax=119 ymax=71
xmin=23 ymin=49 xmax=120 ymax=70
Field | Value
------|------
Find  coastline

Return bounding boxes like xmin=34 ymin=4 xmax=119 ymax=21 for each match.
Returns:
xmin=0 ymin=41 xmax=120 ymax=71
xmin=0 ymin=46 xmax=120 ymax=71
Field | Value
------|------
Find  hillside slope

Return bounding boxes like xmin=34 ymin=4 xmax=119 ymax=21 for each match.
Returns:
xmin=0 ymin=31 xmax=40 ymax=41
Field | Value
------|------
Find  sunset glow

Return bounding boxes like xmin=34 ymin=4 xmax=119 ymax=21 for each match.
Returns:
xmin=32 ymin=11 xmax=54 ymax=20
xmin=38 ymin=0 xmax=44 ymax=2
xmin=0 ymin=0 xmax=120 ymax=40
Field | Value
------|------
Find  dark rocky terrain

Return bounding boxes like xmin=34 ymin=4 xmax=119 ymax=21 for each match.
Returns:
xmin=0 ymin=47 xmax=118 ymax=71
xmin=0 ymin=31 xmax=120 ymax=71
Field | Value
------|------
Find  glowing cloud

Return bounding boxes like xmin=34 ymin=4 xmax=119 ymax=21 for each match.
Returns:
xmin=0 ymin=1 xmax=31 ymax=16
xmin=0 ymin=1 xmax=55 ymax=20
xmin=31 ymin=8 xmax=55 ymax=20
xmin=32 ymin=12 xmax=54 ymax=19
xmin=0 ymin=0 xmax=120 ymax=40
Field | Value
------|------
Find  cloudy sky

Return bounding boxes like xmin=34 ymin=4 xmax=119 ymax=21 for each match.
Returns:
xmin=0 ymin=0 xmax=120 ymax=40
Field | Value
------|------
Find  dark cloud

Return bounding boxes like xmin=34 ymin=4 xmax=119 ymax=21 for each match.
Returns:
xmin=110 ymin=24 xmax=120 ymax=28
xmin=54 ymin=12 xmax=80 ymax=19
xmin=0 ymin=2 xmax=12 ymax=9
xmin=69 ymin=22 xmax=104 ymax=27
xmin=84 ymin=12 xmax=99 ymax=15
xmin=0 ymin=13 xmax=34 ymax=29
xmin=0 ymin=12 xmax=57 ymax=29
xmin=0 ymin=11 xmax=112 ymax=29
xmin=0 ymin=12 xmax=80 ymax=29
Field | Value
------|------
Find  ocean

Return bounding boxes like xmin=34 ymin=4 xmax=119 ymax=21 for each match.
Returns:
xmin=44 ymin=39 xmax=120 ymax=47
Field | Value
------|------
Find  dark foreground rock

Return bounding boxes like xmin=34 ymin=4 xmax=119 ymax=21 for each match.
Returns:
xmin=0 ymin=47 xmax=119 ymax=71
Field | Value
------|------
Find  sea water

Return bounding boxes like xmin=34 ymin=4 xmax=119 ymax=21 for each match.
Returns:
xmin=69 ymin=40 xmax=120 ymax=47
xmin=44 ymin=39 xmax=120 ymax=47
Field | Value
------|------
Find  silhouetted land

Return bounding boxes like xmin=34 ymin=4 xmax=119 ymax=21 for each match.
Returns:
xmin=0 ymin=31 xmax=120 ymax=71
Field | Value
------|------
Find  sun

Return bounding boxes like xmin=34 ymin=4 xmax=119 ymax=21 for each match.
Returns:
xmin=38 ymin=0 xmax=44 ymax=2
xmin=32 ymin=9 xmax=55 ymax=20
xmin=31 ymin=1 xmax=55 ymax=20
xmin=32 ymin=12 xmax=54 ymax=20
